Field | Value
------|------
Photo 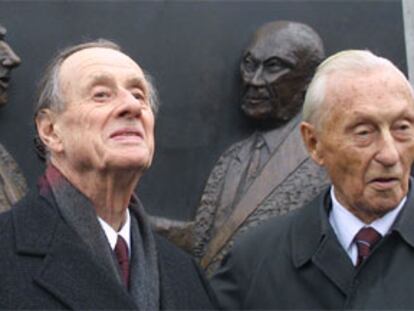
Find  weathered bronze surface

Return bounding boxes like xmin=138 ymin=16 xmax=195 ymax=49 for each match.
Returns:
xmin=152 ymin=21 xmax=330 ymax=276
xmin=240 ymin=21 xmax=325 ymax=129
xmin=0 ymin=24 xmax=27 ymax=212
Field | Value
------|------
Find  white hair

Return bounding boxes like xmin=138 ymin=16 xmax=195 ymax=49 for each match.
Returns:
xmin=302 ymin=49 xmax=412 ymax=128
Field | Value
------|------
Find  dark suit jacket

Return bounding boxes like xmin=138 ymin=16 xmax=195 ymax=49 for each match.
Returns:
xmin=0 ymin=191 xmax=217 ymax=310
xmin=211 ymin=186 xmax=414 ymax=310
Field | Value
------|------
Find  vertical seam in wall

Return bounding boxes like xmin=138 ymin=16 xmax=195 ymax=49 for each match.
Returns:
xmin=403 ymin=0 xmax=414 ymax=83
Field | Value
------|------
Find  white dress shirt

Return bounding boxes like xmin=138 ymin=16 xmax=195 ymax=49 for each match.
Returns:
xmin=329 ymin=186 xmax=406 ymax=266
xmin=98 ymin=209 xmax=131 ymax=258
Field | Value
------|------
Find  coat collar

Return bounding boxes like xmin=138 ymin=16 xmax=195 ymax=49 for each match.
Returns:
xmin=12 ymin=192 xmax=58 ymax=255
xmin=390 ymin=179 xmax=414 ymax=247
xmin=291 ymin=180 xmax=414 ymax=295
xmin=33 ymin=218 xmax=136 ymax=309
xmin=291 ymin=188 xmax=355 ymax=295
xmin=12 ymin=190 xmax=137 ymax=309
xmin=291 ymin=188 xmax=332 ymax=268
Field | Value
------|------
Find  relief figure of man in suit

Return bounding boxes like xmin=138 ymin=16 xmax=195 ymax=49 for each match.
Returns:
xmin=153 ymin=21 xmax=329 ymax=276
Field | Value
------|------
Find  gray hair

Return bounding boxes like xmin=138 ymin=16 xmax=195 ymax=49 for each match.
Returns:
xmin=302 ymin=49 xmax=412 ymax=128
xmin=34 ymin=39 xmax=160 ymax=160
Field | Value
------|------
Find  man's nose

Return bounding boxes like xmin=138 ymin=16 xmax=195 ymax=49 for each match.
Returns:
xmin=117 ymin=90 xmax=144 ymax=118
xmin=249 ymin=66 xmax=266 ymax=86
xmin=375 ymin=132 xmax=400 ymax=167
xmin=1 ymin=42 xmax=21 ymax=68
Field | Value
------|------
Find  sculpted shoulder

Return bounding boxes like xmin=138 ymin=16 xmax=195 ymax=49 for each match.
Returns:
xmin=215 ymin=133 xmax=255 ymax=163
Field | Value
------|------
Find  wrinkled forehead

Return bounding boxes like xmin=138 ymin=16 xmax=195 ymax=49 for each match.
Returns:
xmin=59 ymin=47 xmax=146 ymax=90
xmin=325 ymin=67 xmax=414 ymax=114
xmin=332 ymin=66 xmax=412 ymax=95
xmin=61 ymin=47 xmax=143 ymax=74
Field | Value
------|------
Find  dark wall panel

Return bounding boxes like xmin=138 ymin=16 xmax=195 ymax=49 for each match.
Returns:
xmin=0 ymin=0 xmax=405 ymax=219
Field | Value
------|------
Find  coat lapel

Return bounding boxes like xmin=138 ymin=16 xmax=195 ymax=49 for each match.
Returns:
xmin=391 ymin=178 xmax=414 ymax=247
xmin=12 ymin=193 xmax=137 ymax=309
xmin=35 ymin=223 xmax=136 ymax=309
xmin=291 ymin=190 xmax=355 ymax=295
xmin=155 ymin=235 xmax=215 ymax=310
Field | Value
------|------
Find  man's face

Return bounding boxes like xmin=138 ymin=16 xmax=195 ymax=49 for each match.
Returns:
xmin=0 ymin=25 xmax=21 ymax=106
xmin=240 ymin=27 xmax=309 ymax=127
xmin=308 ymin=68 xmax=414 ymax=223
xmin=53 ymin=47 xmax=155 ymax=174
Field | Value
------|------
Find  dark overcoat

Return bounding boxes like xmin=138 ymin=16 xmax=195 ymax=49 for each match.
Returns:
xmin=0 ymin=190 xmax=217 ymax=310
xmin=211 ymin=186 xmax=414 ymax=309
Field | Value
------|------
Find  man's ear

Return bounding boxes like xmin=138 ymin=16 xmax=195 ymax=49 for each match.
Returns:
xmin=35 ymin=109 xmax=64 ymax=154
xmin=300 ymin=121 xmax=324 ymax=166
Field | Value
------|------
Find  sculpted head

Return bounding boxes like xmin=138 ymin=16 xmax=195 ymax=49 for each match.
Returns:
xmin=301 ymin=50 xmax=414 ymax=223
xmin=240 ymin=21 xmax=324 ymax=129
xmin=34 ymin=40 xmax=159 ymax=178
xmin=0 ymin=24 xmax=21 ymax=107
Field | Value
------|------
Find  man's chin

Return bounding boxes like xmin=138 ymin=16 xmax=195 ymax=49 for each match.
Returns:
xmin=241 ymin=103 xmax=272 ymax=121
xmin=360 ymin=193 xmax=406 ymax=220
xmin=105 ymin=154 xmax=152 ymax=172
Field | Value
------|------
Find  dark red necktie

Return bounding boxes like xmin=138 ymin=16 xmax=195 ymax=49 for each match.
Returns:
xmin=355 ymin=227 xmax=382 ymax=267
xmin=114 ymin=235 xmax=129 ymax=287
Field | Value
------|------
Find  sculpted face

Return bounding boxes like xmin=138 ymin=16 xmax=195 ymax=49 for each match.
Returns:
xmin=241 ymin=21 xmax=322 ymax=128
xmin=51 ymin=47 xmax=155 ymax=174
xmin=306 ymin=68 xmax=414 ymax=223
xmin=0 ymin=24 xmax=21 ymax=106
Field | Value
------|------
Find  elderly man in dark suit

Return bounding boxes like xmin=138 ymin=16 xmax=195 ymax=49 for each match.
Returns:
xmin=0 ymin=39 xmax=217 ymax=309
xmin=211 ymin=49 xmax=414 ymax=309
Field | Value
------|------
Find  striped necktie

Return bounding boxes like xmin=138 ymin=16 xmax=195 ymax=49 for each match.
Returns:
xmin=114 ymin=235 xmax=130 ymax=287
xmin=354 ymin=227 xmax=382 ymax=267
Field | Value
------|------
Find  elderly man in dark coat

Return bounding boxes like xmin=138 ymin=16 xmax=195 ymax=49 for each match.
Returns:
xmin=0 ymin=40 xmax=217 ymax=309
xmin=211 ymin=50 xmax=414 ymax=309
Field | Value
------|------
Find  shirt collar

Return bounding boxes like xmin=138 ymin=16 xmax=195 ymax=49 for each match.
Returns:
xmin=260 ymin=127 xmax=277 ymax=153
xmin=98 ymin=209 xmax=131 ymax=257
xmin=260 ymin=114 xmax=301 ymax=153
xmin=329 ymin=186 xmax=406 ymax=252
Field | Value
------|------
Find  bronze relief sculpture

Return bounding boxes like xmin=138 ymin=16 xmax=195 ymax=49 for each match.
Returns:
xmin=0 ymin=24 xmax=27 ymax=211
xmin=153 ymin=21 xmax=330 ymax=276
xmin=0 ymin=24 xmax=20 ymax=106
